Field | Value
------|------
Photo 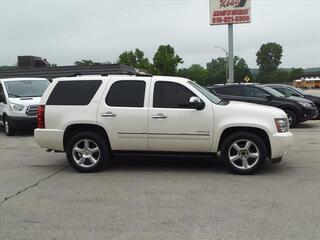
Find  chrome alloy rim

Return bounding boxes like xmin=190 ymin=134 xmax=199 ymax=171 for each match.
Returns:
xmin=4 ymin=120 xmax=9 ymax=134
xmin=72 ymin=139 xmax=101 ymax=168
xmin=286 ymin=113 xmax=293 ymax=126
xmin=228 ymin=139 xmax=260 ymax=170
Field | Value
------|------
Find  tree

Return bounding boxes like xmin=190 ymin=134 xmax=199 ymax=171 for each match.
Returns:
xmin=234 ymin=57 xmax=253 ymax=83
xmin=256 ymin=42 xmax=283 ymax=82
xmin=74 ymin=59 xmax=96 ymax=66
xmin=177 ymin=64 xmax=209 ymax=86
xmin=206 ymin=57 xmax=227 ymax=85
xmin=206 ymin=56 xmax=252 ymax=85
xmin=153 ymin=44 xmax=183 ymax=75
xmin=117 ymin=48 xmax=152 ymax=72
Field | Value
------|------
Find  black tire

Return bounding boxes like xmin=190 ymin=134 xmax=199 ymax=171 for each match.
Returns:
xmin=3 ymin=117 xmax=14 ymax=136
xmin=221 ymin=132 xmax=267 ymax=175
xmin=66 ymin=131 xmax=110 ymax=173
xmin=284 ymin=109 xmax=298 ymax=128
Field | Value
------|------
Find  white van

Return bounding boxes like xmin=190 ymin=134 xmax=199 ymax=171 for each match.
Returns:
xmin=0 ymin=78 xmax=50 ymax=136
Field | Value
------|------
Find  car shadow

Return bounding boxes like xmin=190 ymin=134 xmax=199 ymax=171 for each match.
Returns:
xmin=0 ymin=126 xmax=34 ymax=136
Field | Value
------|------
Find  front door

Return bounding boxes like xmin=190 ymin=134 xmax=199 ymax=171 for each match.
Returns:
xmin=148 ymin=79 xmax=214 ymax=152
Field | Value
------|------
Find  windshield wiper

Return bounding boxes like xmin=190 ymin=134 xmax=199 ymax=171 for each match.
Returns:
xmin=9 ymin=94 xmax=22 ymax=98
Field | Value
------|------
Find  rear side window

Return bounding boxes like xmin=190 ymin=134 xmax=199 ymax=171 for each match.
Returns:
xmin=153 ymin=81 xmax=195 ymax=108
xmin=106 ymin=81 xmax=146 ymax=107
xmin=46 ymin=80 xmax=102 ymax=105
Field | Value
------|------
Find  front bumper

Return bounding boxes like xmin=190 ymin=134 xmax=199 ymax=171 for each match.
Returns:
xmin=7 ymin=115 xmax=37 ymax=130
xmin=270 ymin=131 xmax=294 ymax=159
xmin=299 ymin=107 xmax=318 ymax=121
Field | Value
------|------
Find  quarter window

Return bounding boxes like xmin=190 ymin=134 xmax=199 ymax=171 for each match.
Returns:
xmin=153 ymin=81 xmax=196 ymax=108
xmin=46 ymin=80 xmax=102 ymax=105
xmin=106 ymin=81 xmax=146 ymax=107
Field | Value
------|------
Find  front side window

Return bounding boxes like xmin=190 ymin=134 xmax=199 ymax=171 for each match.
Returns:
xmin=153 ymin=81 xmax=196 ymax=108
xmin=215 ymin=86 xmax=244 ymax=97
xmin=5 ymin=80 xmax=49 ymax=98
xmin=106 ymin=81 xmax=146 ymax=107
xmin=0 ymin=83 xmax=6 ymax=103
xmin=243 ymin=87 xmax=270 ymax=98
xmin=47 ymin=80 xmax=102 ymax=105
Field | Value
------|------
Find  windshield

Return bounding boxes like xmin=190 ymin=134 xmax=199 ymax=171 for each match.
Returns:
xmin=5 ymin=80 xmax=49 ymax=98
xmin=188 ymin=81 xmax=222 ymax=104
xmin=291 ymin=86 xmax=307 ymax=95
xmin=259 ymin=86 xmax=284 ymax=97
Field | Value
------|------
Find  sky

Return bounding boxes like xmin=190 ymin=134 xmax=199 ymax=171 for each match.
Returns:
xmin=0 ymin=0 xmax=319 ymax=69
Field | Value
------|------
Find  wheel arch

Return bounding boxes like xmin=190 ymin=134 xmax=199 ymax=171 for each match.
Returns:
xmin=63 ymin=124 xmax=111 ymax=151
xmin=218 ymin=127 xmax=271 ymax=159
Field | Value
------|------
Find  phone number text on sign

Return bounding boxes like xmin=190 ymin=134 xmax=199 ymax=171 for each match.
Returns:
xmin=213 ymin=15 xmax=250 ymax=24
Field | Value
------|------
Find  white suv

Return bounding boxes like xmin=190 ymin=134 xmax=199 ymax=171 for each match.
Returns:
xmin=34 ymin=75 xmax=293 ymax=174
xmin=0 ymin=78 xmax=50 ymax=136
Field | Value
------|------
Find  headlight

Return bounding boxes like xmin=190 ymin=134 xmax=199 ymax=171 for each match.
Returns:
xmin=9 ymin=103 xmax=24 ymax=111
xmin=299 ymin=102 xmax=313 ymax=108
xmin=275 ymin=118 xmax=289 ymax=132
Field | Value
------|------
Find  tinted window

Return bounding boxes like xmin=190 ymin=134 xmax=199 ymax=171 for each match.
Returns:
xmin=214 ymin=86 xmax=244 ymax=96
xmin=273 ymin=87 xmax=298 ymax=97
xmin=0 ymin=84 xmax=6 ymax=103
xmin=47 ymin=80 xmax=102 ymax=105
xmin=153 ymin=81 xmax=195 ymax=108
xmin=106 ymin=81 xmax=145 ymax=107
xmin=243 ymin=87 xmax=269 ymax=98
xmin=5 ymin=80 xmax=49 ymax=98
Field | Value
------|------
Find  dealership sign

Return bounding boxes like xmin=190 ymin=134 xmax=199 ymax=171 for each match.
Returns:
xmin=210 ymin=0 xmax=251 ymax=25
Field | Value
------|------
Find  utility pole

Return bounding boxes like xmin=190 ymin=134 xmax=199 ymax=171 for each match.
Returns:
xmin=228 ymin=24 xmax=234 ymax=83
xmin=215 ymin=46 xmax=228 ymax=83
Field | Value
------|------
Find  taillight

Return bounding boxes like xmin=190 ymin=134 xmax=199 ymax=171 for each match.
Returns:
xmin=37 ymin=105 xmax=45 ymax=128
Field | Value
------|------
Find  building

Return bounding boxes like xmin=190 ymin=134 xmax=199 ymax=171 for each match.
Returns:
xmin=0 ymin=56 xmax=149 ymax=81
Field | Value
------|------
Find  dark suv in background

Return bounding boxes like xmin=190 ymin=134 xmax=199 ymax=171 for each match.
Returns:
xmin=266 ymin=84 xmax=320 ymax=120
xmin=207 ymin=84 xmax=318 ymax=128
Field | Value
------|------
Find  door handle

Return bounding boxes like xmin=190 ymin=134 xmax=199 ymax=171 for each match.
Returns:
xmin=151 ymin=113 xmax=167 ymax=119
xmin=101 ymin=112 xmax=117 ymax=117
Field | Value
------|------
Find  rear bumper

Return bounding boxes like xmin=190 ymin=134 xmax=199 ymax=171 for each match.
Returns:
xmin=7 ymin=116 xmax=37 ymax=130
xmin=34 ymin=128 xmax=64 ymax=151
xmin=270 ymin=131 xmax=294 ymax=159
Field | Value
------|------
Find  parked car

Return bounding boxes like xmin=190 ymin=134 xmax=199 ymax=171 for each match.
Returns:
xmin=34 ymin=75 xmax=293 ymax=175
xmin=207 ymin=84 xmax=318 ymax=128
xmin=0 ymin=78 xmax=50 ymax=136
xmin=265 ymin=84 xmax=320 ymax=119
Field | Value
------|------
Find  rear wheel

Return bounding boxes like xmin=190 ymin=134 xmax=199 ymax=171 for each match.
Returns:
xmin=4 ymin=117 xmax=14 ymax=136
xmin=221 ymin=132 xmax=267 ymax=175
xmin=284 ymin=109 xmax=297 ymax=128
xmin=66 ymin=131 xmax=109 ymax=173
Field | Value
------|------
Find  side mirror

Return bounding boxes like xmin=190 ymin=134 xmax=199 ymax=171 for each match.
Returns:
xmin=291 ymin=93 xmax=301 ymax=97
xmin=189 ymin=96 xmax=205 ymax=110
xmin=265 ymin=94 xmax=272 ymax=101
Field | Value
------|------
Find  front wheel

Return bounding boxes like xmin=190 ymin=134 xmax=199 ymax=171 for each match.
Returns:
xmin=284 ymin=109 xmax=297 ymax=128
xmin=221 ymin=132 xmax=267 ymax=175
xmin=4 ymin=117 xmax=14 ymax=136
xmin=66 ymin=131 xmax=110 ymax=173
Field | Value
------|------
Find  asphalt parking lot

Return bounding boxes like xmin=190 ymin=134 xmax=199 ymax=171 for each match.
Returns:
xmin=0 ymin=122 xmax=320 ymax=240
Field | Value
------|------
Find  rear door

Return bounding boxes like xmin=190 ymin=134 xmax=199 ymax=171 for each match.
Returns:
xmin=97 ymin=77 xmax=151 ymax=151
xmin=148 ymin=79 xmax=214 ymax=152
